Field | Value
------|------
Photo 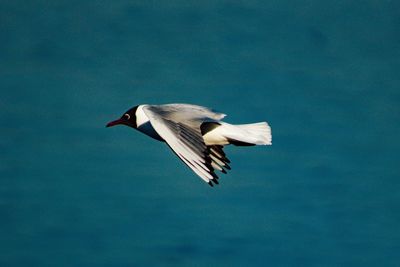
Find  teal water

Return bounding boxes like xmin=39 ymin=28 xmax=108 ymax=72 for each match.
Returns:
xmin=1 ymin=1 xmax=399 ymax=266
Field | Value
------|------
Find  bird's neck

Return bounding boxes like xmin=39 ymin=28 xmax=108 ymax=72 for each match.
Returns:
xmin=135 ymin=105 xmax=150 ymax=128
xmin=135 ymin=105 xmax=164 ymax=142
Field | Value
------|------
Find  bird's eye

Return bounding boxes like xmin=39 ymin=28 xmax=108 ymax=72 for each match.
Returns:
xmin=124 ymin=114 xmax=130 ymax=120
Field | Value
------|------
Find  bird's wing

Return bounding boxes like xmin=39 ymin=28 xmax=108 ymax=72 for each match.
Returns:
xmin=142 ymin=105 xmax=223 ymax=185
xmin=146 ymin=104 xmax=226 ymax=122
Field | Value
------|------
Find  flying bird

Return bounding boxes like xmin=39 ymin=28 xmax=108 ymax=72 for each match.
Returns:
xmin=106 ymin=104 xmax=272 ymax=186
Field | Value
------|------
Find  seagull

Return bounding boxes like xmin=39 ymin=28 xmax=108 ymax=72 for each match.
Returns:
xmin=106 ymin=104 xmax=272 ymax=186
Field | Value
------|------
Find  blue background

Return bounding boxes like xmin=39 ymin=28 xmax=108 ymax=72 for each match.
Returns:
xmin=1 ymin=1 xmax=399 ymax=266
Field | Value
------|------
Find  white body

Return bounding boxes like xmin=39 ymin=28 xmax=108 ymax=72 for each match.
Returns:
xmin=136 ymin=104 xmax=272 ymax=146
xmin=131 ymin=104 xmax=272 ymax=185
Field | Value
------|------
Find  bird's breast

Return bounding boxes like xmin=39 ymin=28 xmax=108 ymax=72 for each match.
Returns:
xmin=137 ymin=121 xmax=164 ymax=142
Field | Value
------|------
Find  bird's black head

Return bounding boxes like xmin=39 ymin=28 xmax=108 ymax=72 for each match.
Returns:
xmin=106 ymin=106 xmax=139 ymax=129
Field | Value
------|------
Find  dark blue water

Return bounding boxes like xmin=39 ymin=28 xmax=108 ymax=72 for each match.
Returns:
xmin=1 ymin=1 xmax=399 ymax=266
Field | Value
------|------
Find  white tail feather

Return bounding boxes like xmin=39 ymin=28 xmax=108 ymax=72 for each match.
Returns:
xmin=203 ymin=121 xmax=272 ymax=146
xmin=224 ymin=122 xmax=272 ymax=145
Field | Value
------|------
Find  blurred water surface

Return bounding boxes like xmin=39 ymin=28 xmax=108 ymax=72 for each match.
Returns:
xmin=1 ymin=1 xmax=399 ymax=266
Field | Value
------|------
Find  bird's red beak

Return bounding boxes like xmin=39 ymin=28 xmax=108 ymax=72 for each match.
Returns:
xmin=106 ymin=119 xmax=124 ymax=127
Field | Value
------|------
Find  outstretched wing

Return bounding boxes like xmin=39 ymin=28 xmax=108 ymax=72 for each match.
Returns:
xmin=142 ymin=106 xmax=230 ymax=186
xmin=145 ymin=104 xmax=226 ymax=122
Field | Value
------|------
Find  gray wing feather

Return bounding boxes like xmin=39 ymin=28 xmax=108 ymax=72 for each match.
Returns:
xmin=142 ymin=105 xmax=229 ymax=185
xmin=145 ymin=104 xmax=226 ymax=123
